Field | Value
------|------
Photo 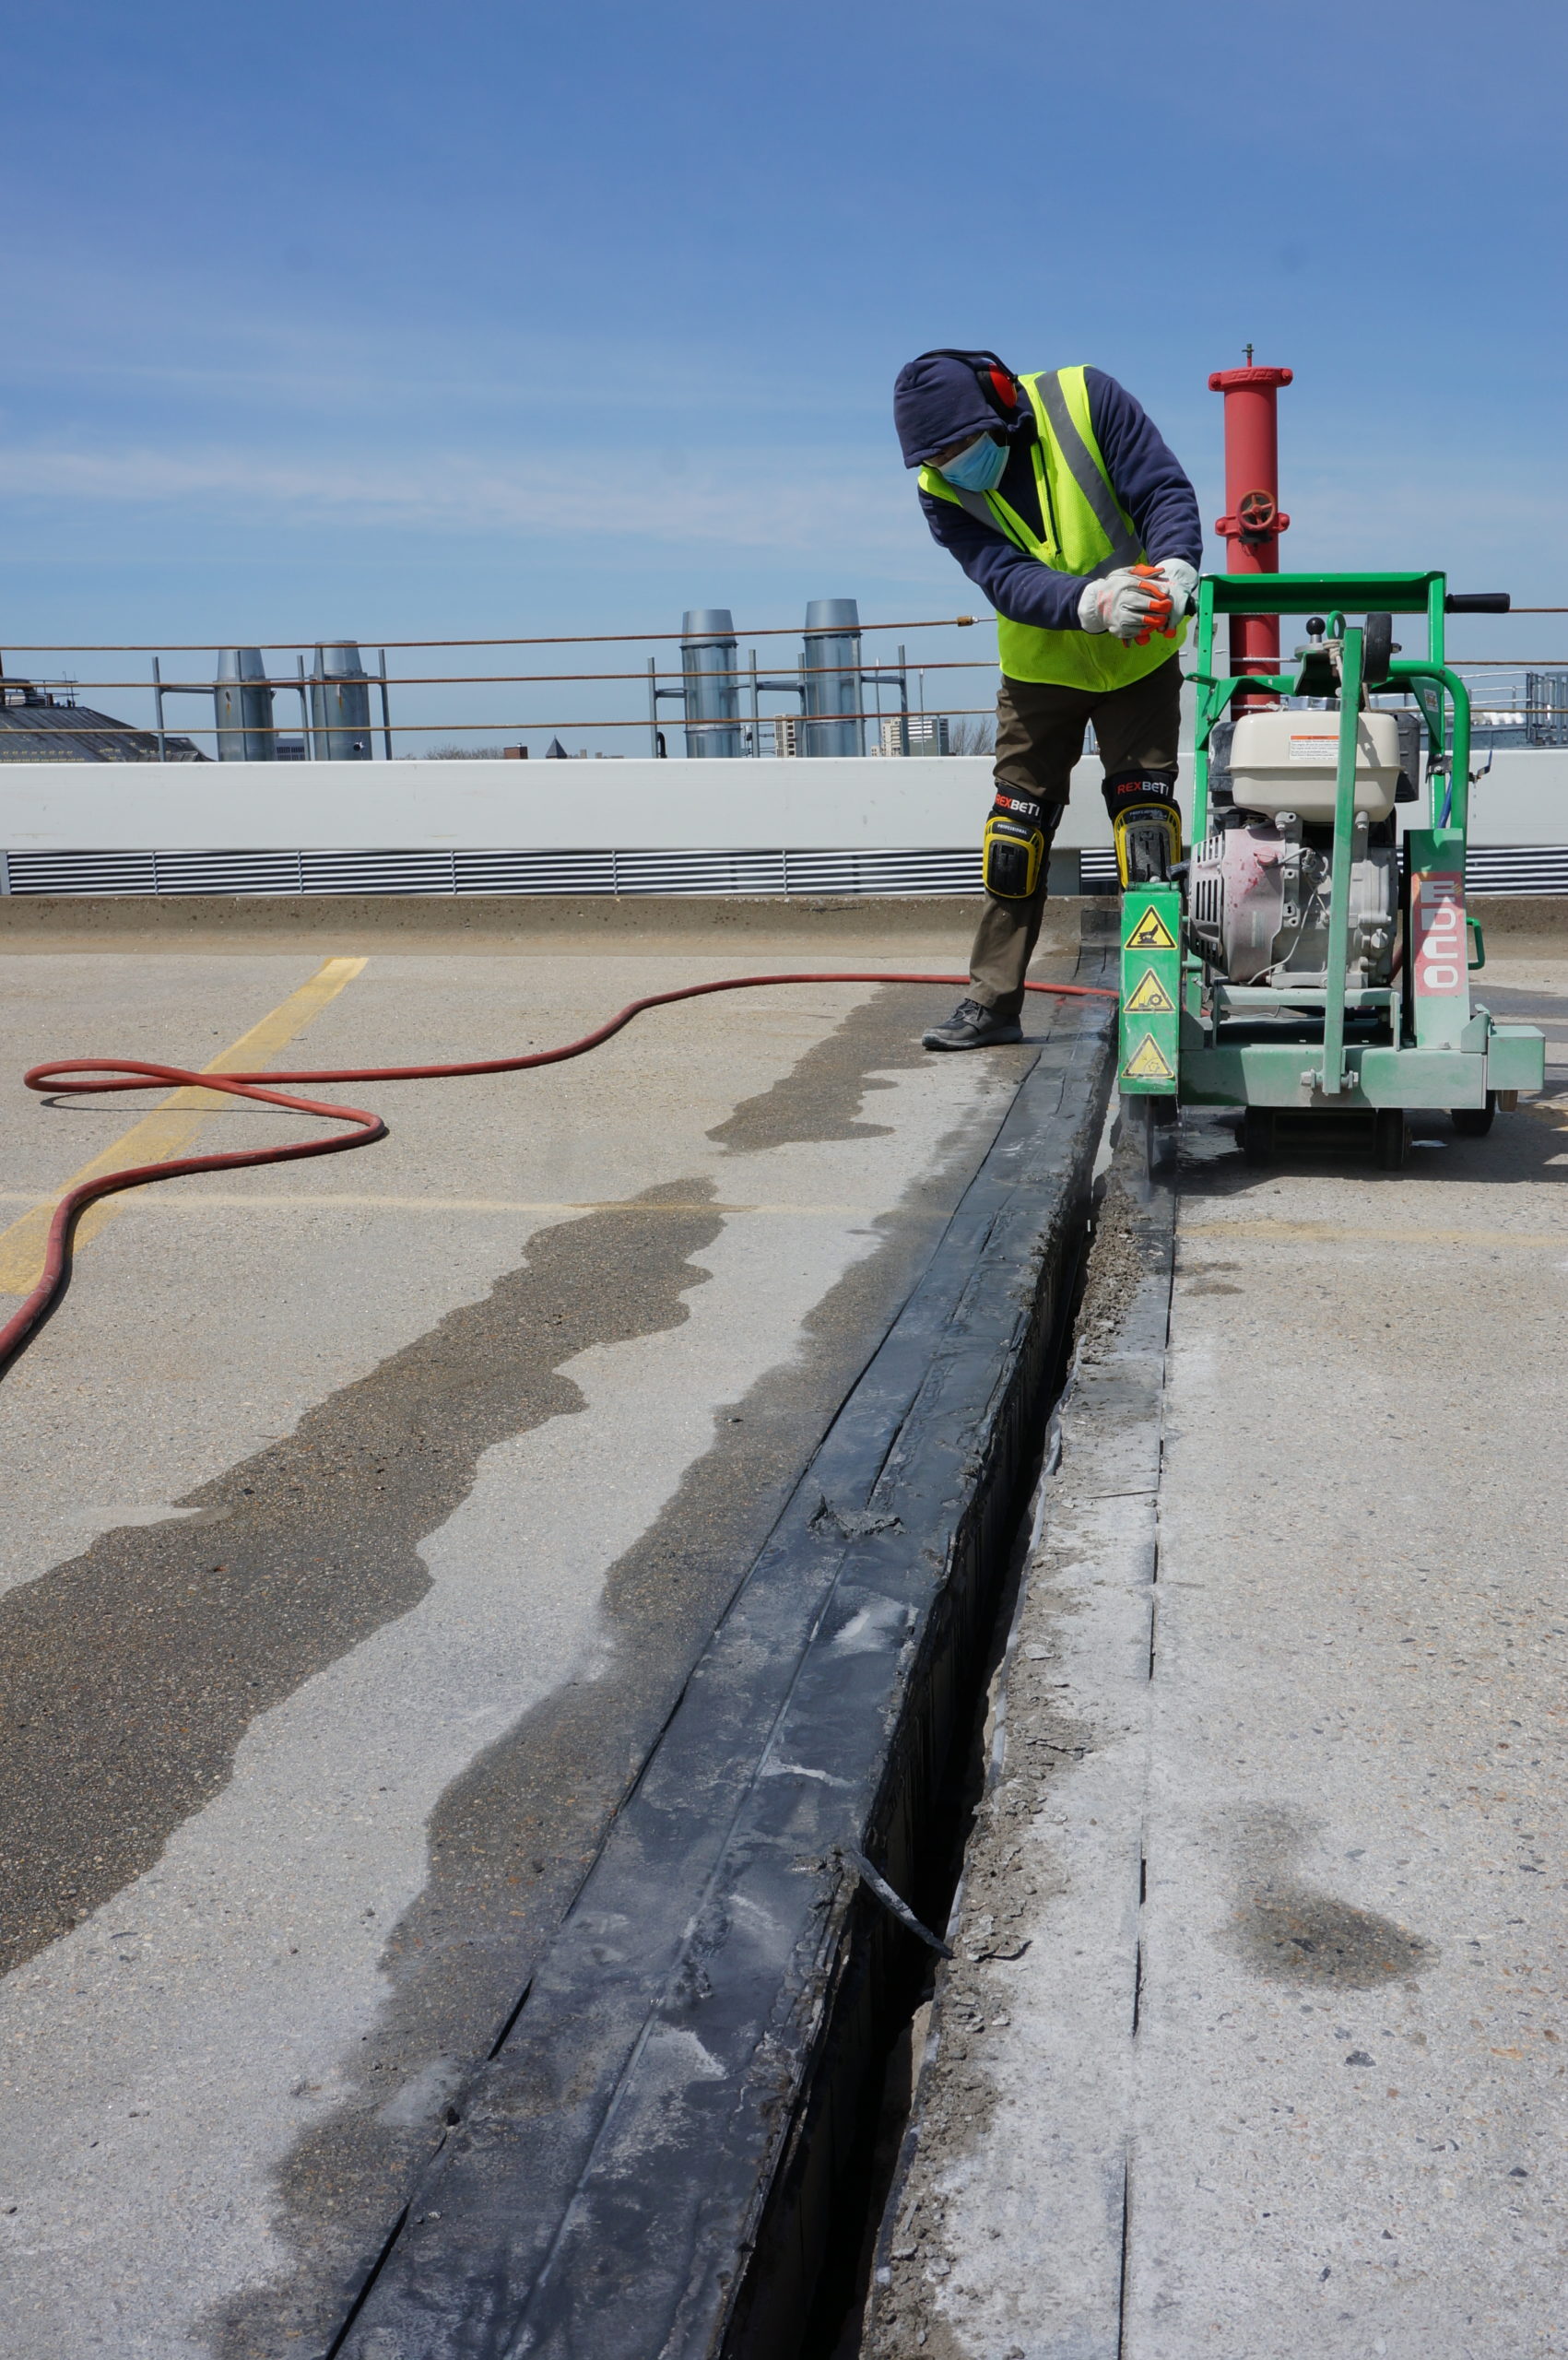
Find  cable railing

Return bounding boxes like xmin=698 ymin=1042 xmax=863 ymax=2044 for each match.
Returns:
xmin=0 ymin=610 xmax=1563 ymax=761
xmin=0 ymin=614 xmax=1005 ymax=761
xmin=4 ymin=607 xmax=1566 ymax=654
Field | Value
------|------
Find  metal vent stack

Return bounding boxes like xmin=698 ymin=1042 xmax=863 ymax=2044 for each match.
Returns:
xmin=679 ymin=610 xmax=741 ymax=758
xmin=311 ymin=643 xmax=373 ymax=760
xmin=214 ymin=648 xmax=276 ymax=761
xmin=802 ymin=598 xmax=862 ymax=757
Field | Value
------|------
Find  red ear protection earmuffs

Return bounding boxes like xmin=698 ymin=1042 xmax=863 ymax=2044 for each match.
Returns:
xmin=920 ymin=349 xmax=1020 ymax=423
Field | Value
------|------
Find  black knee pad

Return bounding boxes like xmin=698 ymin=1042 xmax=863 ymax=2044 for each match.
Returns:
xmin=1102 ymin=769 xmax=1182 ymax=889
xmin=983 ymin=785 xmax=1058 ymax=901
xmin=1102 ymin=768 xmax=1181 ymax=823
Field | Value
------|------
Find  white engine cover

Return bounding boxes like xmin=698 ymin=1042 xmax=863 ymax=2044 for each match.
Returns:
xmin=1228 ymin=708 xmax=1402 ymax=821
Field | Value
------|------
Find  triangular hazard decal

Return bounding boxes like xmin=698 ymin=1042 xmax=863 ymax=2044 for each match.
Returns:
xmin=1123 ymin=1032 xmax=1176 ymax=1083
xmin=1125 ymin=965 xmax=1175 ymax=1016
xmin=1126 ymin=904 xmax=1177 ymax=951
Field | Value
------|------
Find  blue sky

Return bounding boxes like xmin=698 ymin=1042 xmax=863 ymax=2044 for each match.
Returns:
xmin=2 ymin=0 xmax=1562 ymax=748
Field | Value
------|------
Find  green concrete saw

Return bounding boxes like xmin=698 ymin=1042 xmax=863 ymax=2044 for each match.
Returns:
xmin=1118 ymin=571 xmax=1546 ymax=1174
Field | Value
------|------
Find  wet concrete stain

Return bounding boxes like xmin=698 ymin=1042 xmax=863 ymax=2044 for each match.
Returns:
xmin=0 ymin=1183 xmax=725 ymax=1980
xmin=706 ymin=984 xmax=977 ymax=1153
xmin=1178 ymin=1258 xmax=1242 ymax=1297
xmin=1227 ymin=1812 xmax=1436 ymax=1988
xmin=1234 ymin=1885 xmax=1435 ymax=1986
xmin=202 ymin=983 xmax=1012 ymax=2358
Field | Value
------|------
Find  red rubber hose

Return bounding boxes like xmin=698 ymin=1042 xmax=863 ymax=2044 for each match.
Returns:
xmin=0 ymin=970 xmax=1114 ymax=1380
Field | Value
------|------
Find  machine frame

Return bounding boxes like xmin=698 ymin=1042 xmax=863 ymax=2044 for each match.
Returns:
xmin=1117 ymin=569 xmax=1546 ymax=1168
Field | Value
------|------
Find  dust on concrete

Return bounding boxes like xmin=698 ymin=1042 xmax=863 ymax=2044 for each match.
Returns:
xmin=859 ymin=1154 xmax=1150 ymax=2360
xmin=859 ymin=1666 xmax=1102 ymax=2358
xmin=1071 ymin=1163 xmax=1150 ymax=1364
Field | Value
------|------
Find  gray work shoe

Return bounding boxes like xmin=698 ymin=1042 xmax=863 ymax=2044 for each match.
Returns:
xmin=921 ymin=997 xmax=1024 ymax=1051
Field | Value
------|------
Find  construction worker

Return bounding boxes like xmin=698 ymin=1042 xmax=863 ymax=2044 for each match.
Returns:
xmin=893 ymin=349 xmax=1202 ymax=1049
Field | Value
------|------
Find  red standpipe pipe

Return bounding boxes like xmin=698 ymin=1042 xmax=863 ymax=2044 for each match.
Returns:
xmin=1208 ymin=362 xmax=1292 ymax=701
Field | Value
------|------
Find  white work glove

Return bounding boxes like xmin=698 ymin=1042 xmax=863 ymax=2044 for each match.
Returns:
xmin=1154 ymin=558 xmax=1198 ymax=628
xmin=1078 ymin=565 xmax=1171 ymax=643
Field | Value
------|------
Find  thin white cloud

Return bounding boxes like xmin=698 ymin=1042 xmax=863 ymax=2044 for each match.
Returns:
xmin=0 ymin=437 xmax=919 ymax=559
xmin=0 ymin=251 xmax=862 ymax=427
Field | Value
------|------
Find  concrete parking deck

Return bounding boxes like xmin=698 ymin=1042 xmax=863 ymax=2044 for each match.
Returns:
xmin=13 ymin=907 xmax=1568 ymax=2358
xmin=0 ymin=903 xmax=1080 ymax=2357
xmin=868 ymin=967 xmax=1568 ymax=2360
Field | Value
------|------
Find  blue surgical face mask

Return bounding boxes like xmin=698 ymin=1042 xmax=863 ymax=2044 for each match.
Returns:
xmin=939 ymin=434 xmax=1008 ymax=493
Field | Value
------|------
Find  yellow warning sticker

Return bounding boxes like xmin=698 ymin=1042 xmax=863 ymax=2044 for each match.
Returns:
xmin=1122 ymin=1032 xmax=1176 ymax=1083
xmin=1126 ymin=904 xmax=1177 ymax=951
xmin=1125 ymin=965 xmax=1175 ymax=1016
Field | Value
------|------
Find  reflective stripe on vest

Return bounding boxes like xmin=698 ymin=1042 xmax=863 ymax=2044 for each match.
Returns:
xmin=1033 ymin=369 xmax=1142 ymax=573
xmin=920 ymin=364 xmax=1186 ymax=691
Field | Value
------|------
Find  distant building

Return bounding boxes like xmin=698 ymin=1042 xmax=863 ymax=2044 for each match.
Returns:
xmin=0 ymin=673 xmax=206 ymax=761
xmin=879 ymin=714 xmax=949 ymax=757
xmin=1527 ymin=672 xmax=1568 ymax=748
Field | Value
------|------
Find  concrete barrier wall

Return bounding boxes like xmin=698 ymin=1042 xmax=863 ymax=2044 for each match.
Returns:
xmin=3 ymin=749 xmax=1565 ymax=857
xmin=1467 ymin=747 xmax=1568 ymax=841
xmin=2 ymin=750 xmax=1565 ymax=904
xmin=0 ymin=756 xmax=1021 ymax=852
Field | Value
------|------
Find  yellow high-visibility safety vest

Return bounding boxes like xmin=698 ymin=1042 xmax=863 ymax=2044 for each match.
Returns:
xmin=919 ymin=364 xmax=1187 ymax=691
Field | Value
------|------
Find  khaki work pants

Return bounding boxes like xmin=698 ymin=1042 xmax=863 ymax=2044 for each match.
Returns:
xmin=969 ymin=655 xmax=1183 ymax=1015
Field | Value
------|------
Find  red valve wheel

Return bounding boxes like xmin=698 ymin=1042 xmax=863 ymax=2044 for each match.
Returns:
xmin=1237 ymin=488 xmax=1277 ymax=535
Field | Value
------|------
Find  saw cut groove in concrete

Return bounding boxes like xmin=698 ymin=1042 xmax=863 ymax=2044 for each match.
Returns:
xmin=335 ymin=957 xmax=1116 ymax=2360
xmin=208 ymin=1107 xmax=1020 ymax=2359
xmin=864 ymin=1134 xmax=1176 ymax=2360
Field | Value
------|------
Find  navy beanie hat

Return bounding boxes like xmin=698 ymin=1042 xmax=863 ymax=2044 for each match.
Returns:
xmin=892 ymin=350 xmax=1034 ymax=469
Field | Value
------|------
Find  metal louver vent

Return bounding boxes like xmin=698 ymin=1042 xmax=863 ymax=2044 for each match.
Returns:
xmin=455 ymin=850 xmax=616 ymax=894
xmin=152 ymin=851 xmax=307 ymax=895
xmin=298 ymin=849 xmax=459 ymax=895
xmin=2 ymin=846 xmax=988 ymax=898
xmin=6 ymin=850 xmax=160 ymax=895
xmin=1463 ymin=846 xmax=1568 ymax=893
xmin=784 ymin=849 xmax=981 ymax=894
xmin=609 ymin=850 xmax=787 ymax=896
xmin=4 ymin=844 xmax=1562 ymax=898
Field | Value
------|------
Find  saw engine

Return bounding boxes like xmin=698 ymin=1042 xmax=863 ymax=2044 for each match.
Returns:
xmin=1186 ymin=707 xmax=1421 ymax=988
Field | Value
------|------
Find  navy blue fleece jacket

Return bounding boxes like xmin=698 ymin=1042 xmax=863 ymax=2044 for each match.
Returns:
xmin=893 ymin=359 xmax=1202 ymax=635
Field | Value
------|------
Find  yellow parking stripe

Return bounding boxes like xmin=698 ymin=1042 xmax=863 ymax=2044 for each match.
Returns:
xmin=0 ymin=956 xmax=367 ymax=1295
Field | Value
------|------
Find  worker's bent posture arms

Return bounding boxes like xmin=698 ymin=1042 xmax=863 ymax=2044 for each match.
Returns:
xmin=893 ymin=348 xmax=1203 ymax=1050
